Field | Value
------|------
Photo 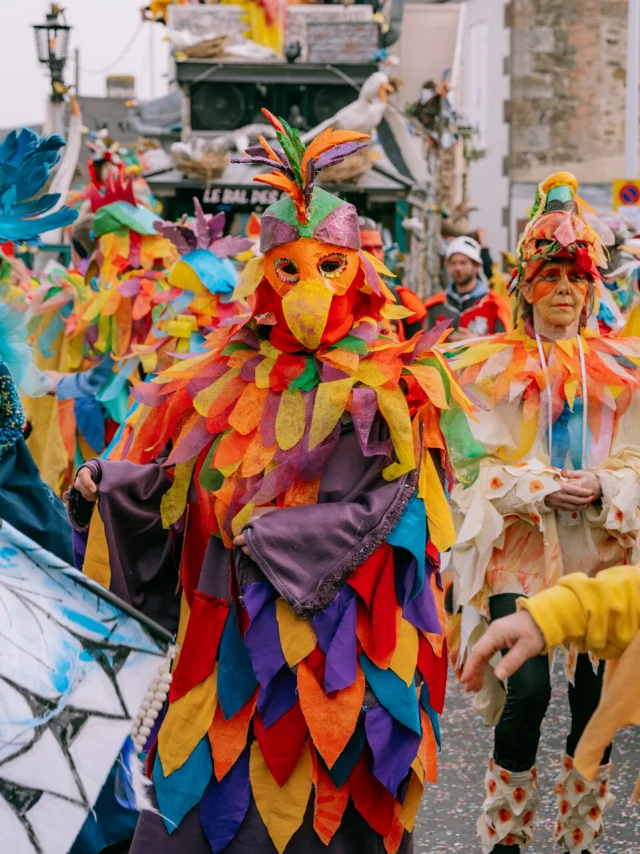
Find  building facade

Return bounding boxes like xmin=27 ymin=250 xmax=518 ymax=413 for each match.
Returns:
xmin=460 ymin=0 xmax=631 ymax=253
xmin=459 ymin=0 xmax=511 ymax=255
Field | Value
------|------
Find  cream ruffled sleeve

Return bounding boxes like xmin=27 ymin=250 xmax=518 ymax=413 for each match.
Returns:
xmin=584 ymin=395 xmax=640 ymax=556
xmin=450 ymin=399 xmax=561 ymax=608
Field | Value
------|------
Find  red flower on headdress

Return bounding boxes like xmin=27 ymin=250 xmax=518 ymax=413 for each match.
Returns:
xmin=574 ymin=246 xmax=598 ymax=278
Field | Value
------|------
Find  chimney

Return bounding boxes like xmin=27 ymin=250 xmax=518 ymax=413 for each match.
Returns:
xmin=106 ymin=75 xmax=136 ymax=99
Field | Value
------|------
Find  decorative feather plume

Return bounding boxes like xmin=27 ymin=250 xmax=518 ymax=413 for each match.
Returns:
xmin=155 ymin=197 xmax=253 ymax=259
xmin=0 ymin=128 xmax=78 ymax=245
xmin=233 ymin=108 xmax=369 ymax=224
xmin=88 ymin=173 xmax=138 ymax=212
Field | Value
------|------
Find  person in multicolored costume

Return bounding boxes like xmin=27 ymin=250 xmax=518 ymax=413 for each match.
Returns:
xmin=445 ymin=172 xmax=640 ymax=854
xmin=67 ymin=111 xmax=474 ymax=854
xmin=0 ymin=127 xmax=78 ymax=561
xmin=104 ymin=200 xmax=253 ymax=462
xmin=35 ymin=175 xmax=177 ymax=492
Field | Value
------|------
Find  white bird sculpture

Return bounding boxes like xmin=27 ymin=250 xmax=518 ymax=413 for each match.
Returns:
xmin=301 ymin=58 xmax=399 ymax=144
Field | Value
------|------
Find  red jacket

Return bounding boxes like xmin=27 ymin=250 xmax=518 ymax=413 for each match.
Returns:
xmin=423 ymin=289 xmax=513 ymax=335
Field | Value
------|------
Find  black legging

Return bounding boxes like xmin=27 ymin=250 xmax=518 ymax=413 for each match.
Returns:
xmin=489 ymin=593 xmax=613 ymax=773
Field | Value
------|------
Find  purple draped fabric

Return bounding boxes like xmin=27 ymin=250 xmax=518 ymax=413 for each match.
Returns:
xmin=70 ymin=459 xmax=180 ymax=633
xmin=240 ymin=420 xmax=417 ymax=616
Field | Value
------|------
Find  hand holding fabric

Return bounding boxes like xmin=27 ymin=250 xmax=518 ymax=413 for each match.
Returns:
xmin=461 ymin=611 xmax=545 ymax=693
xmin=73 ymin=467 xmax=99 ymax=502
xmin=234 ymin=507 xmax=278 ymax=558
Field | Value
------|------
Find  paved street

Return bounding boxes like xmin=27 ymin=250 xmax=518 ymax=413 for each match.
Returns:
xmin=415 ymin=664 xmax=640 ymax=853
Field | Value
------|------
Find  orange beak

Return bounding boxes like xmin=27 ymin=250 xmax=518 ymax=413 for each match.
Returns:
xmin=378 ymin=82 xmax=394 ymax=103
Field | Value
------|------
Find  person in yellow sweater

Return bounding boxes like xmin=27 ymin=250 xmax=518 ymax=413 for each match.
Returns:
xmin=461 ymin=566 xmax=640 ymax=850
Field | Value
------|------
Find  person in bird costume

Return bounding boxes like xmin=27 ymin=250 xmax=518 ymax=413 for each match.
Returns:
xmin=103 ymin=200 xmax=253 ymax=462
xmin=445 ymin=172 xmax=640 ymax=854
xmin=35 ymin=174 xmax=178 ymax=494
xmin=67 ymin=110 xmax=474 ymax=854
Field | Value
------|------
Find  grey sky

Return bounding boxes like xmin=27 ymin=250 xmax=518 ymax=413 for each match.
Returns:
xmin=3 ymin=0 xmax=168 ymax=129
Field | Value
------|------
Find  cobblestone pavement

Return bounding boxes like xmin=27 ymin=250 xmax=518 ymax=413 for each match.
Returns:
xmin=415 ymin=664 xmax=640 ymax=853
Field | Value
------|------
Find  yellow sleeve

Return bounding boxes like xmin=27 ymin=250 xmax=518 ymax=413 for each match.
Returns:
xmin=517 ymin=566 xmax=640 ymax=659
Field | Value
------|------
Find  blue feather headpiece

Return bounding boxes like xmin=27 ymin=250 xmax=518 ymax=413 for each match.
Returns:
xmin=0 ymin=128 xmax=78 ymax=245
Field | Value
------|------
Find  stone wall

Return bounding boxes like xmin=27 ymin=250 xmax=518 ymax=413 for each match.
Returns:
xmin=508 ymin=0 xmax=628 ymax=182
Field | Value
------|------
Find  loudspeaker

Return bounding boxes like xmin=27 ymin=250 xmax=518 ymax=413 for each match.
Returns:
xmin=189 ymin=80 xmax=356 ymax=133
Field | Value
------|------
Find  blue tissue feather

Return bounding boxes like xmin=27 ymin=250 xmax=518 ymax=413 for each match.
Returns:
xmin=0 ymin=128 xmax=78 ymax=245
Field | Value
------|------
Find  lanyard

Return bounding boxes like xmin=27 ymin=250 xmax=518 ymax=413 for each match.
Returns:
xmin=534 ymin=332 xmax=588 ymax=469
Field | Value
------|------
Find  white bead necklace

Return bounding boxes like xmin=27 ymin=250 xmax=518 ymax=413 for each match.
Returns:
xmin=130 ymin=643 xmax=177 ymax=752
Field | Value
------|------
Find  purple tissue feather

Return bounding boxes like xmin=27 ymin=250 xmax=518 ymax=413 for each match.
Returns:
xmin=260 ymin=389 xmax=279 ymax=447
xmin=193 ymin=197 xmax=211 ymax=249
xmin=315 ymin=141 xmax=369 ymax=171
xmin=207 ymin=210 xmax=225 ymax=243
xmin=305 ymin=158 xmax=315 ymax=209
xmin=165 ymin=416 xmax=212 ymax=465
xmin=412 ymin=319 xmax=452 ymax=358
xmin=157 ymin=222 xmax=197 ymax=256
xmin=130 ymin=381 xmax=174 ymax=407
xmin=210 ymin=235 xmax=254 ymax=259
xmin=358 ymin=251 xmax=381 ymax=296
xmin=232 ymin=153 xmax=295 ymax=181
xmin=351 ymin=387 xmax=392 ymax=459
xmin=118 ymin=278 xmax=141 ymax=298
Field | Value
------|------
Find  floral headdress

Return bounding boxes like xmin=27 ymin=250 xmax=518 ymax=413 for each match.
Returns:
xmin=511 ymin=172 xmax=607 ymax=294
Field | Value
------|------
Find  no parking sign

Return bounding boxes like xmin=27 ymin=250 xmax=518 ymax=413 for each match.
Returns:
xmin=613 ymin=179 xmax=640 ymax=228
xmin=613 ymin=179 xmax=640 ymax=207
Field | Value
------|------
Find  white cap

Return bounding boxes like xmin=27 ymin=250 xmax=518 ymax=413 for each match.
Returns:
xmin=445 ymin=236 xmax=482 ymax=264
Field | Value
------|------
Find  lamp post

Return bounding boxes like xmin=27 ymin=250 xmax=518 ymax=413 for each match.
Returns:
xmin=33 ymin=4 xmax=72 ymax=136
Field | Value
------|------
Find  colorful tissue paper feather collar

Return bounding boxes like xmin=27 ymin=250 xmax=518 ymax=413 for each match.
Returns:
xmin=446 ymin=323 xmax=640 ymax=433
xmin=127 ymin=316 xmax=472 ymax=544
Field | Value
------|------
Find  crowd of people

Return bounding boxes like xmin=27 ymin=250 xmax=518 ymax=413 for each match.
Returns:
xmin=3 ymin=116 xmax=640 ymax=854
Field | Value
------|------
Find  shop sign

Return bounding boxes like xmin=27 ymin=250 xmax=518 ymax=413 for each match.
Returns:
xmin=202 ymin=186 xmax=288 ymax=206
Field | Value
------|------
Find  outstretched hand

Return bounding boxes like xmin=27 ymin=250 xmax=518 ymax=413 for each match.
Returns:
xmin=460 ymin=611 xmax=545 ymax=693
xmin=73 ymin=467 xmax=98 ymax=502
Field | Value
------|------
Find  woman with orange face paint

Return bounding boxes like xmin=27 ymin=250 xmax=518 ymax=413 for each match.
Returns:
xmin=443 ymin=173 xmax=640 ymax=854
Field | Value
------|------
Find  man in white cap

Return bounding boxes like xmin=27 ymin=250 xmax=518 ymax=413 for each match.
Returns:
xmin=424 ymin=235 xmax=512 ymax=338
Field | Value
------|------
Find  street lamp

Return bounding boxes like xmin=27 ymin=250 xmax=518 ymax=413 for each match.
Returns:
xmin=33 ymin=4 xmax=72 ymax=104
